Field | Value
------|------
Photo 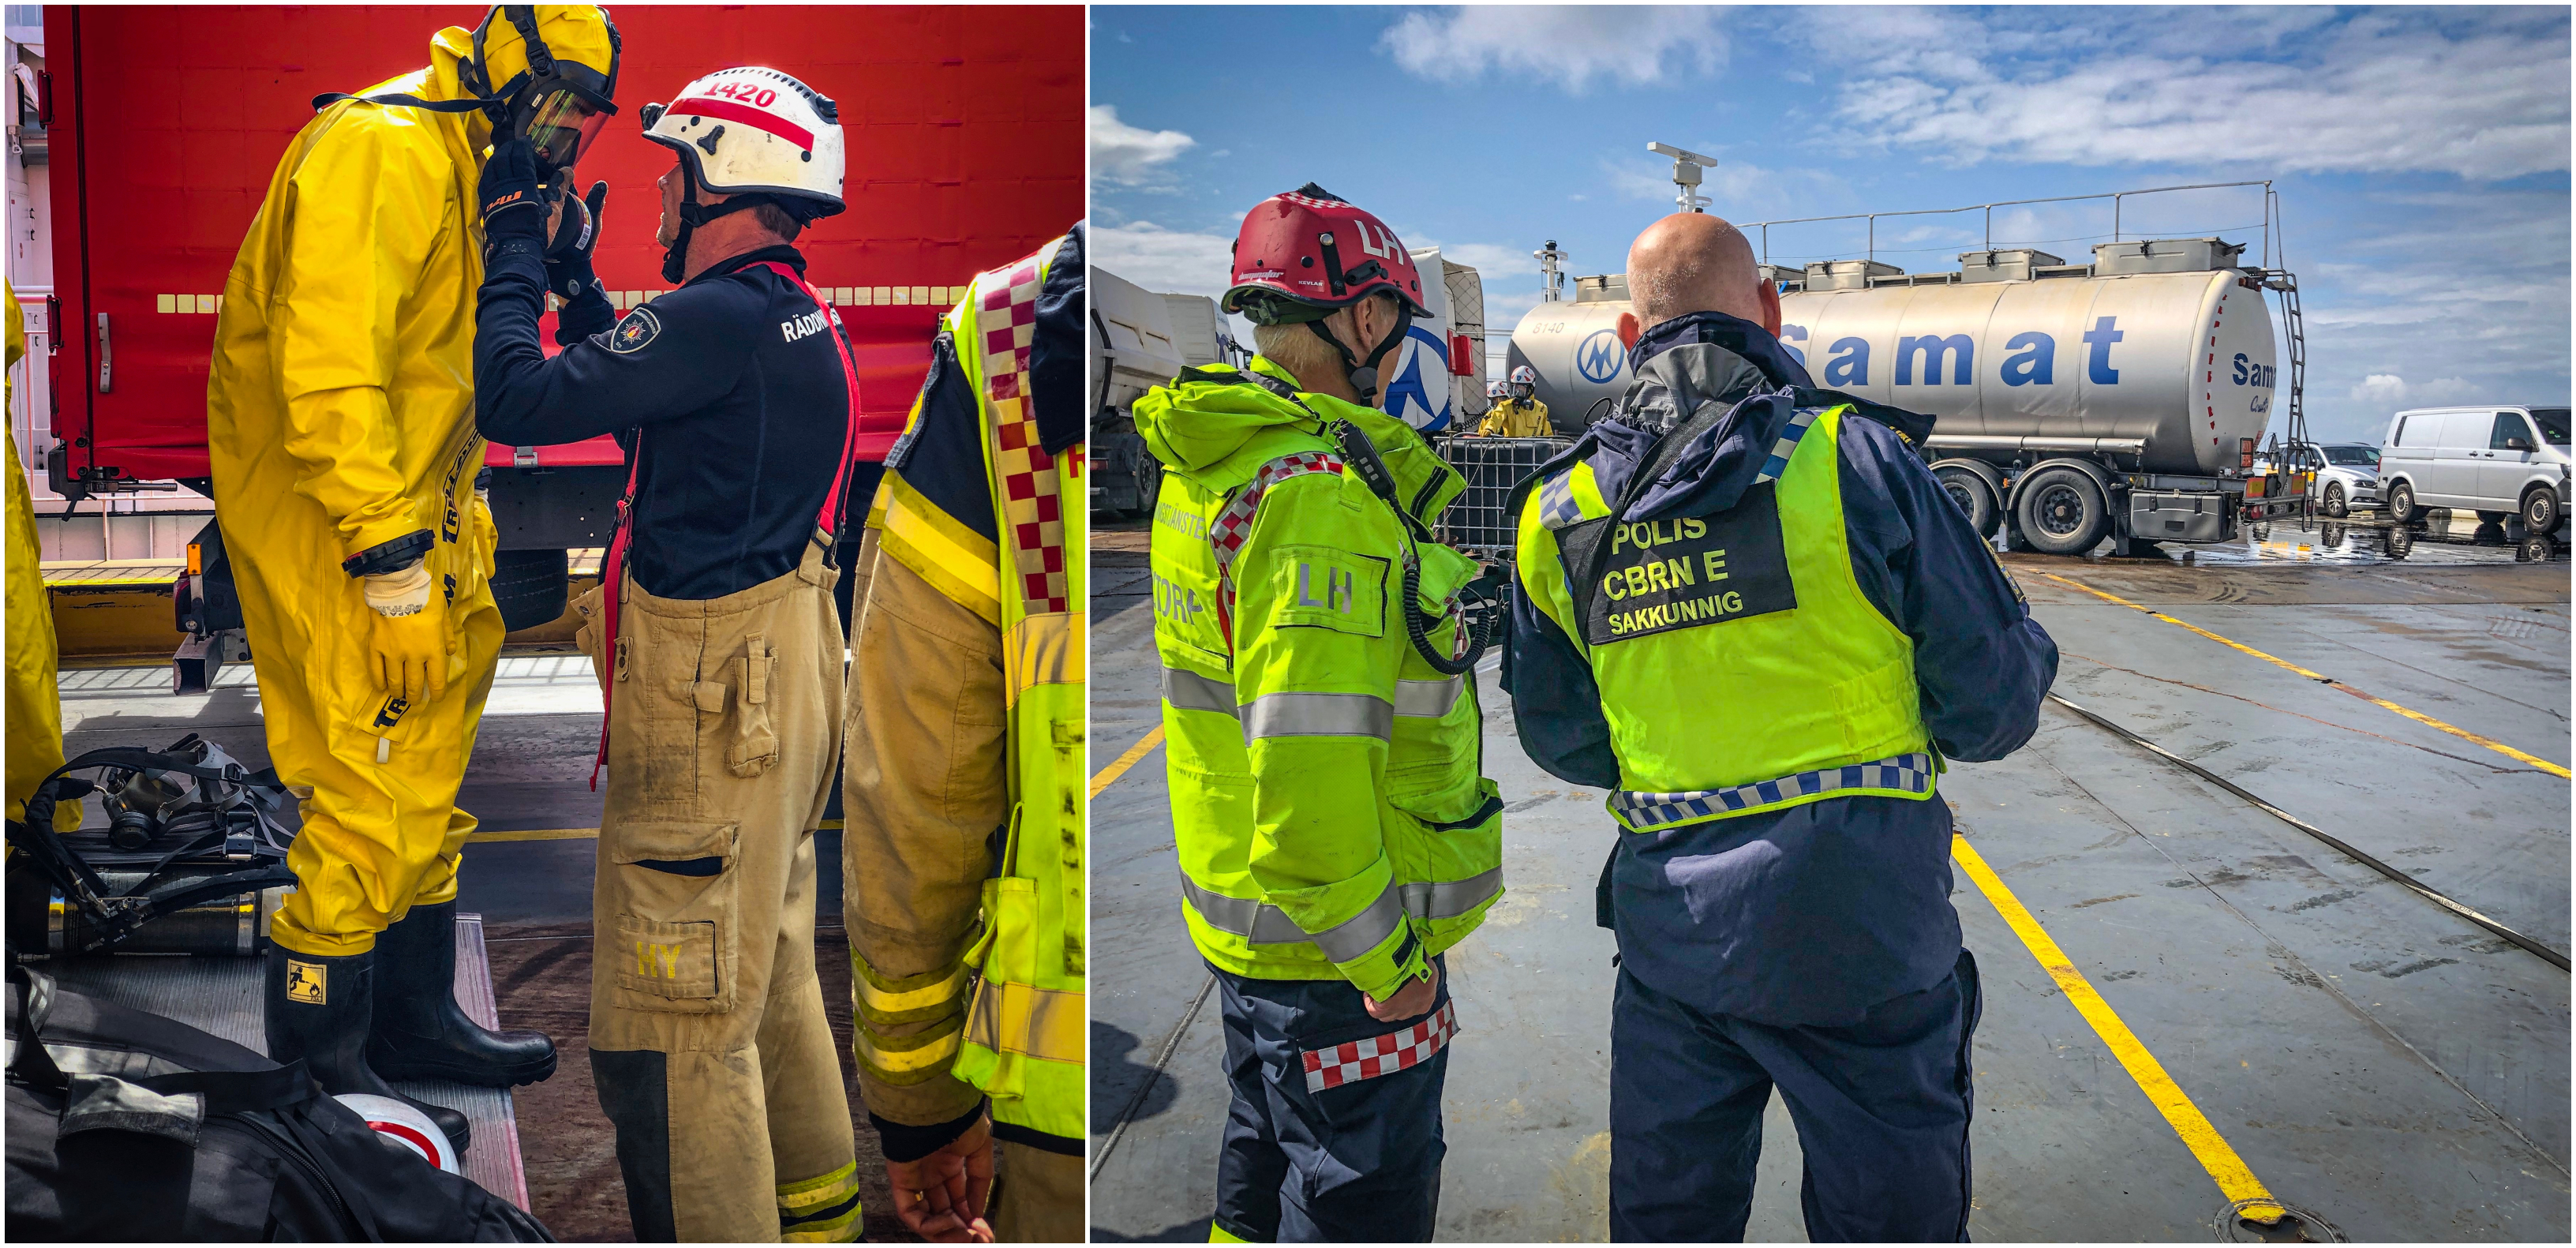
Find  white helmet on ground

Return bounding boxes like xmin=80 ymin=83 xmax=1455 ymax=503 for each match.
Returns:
xmin=335 ymin=1093 xmax=462 ymax=1175
xmin=641 ymin=66 xmax=844 ymax=279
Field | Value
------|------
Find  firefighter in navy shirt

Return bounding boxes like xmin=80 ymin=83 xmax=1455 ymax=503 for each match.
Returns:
xmin=474 ymin=66 xmax=872 ymax=1244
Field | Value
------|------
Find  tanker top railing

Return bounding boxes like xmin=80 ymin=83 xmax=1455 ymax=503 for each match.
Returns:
xmin=1732 ymin=180 xmax=2280 ymax=272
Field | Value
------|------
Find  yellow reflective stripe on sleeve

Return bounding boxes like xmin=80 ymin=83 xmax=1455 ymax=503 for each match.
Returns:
xmin=856 ymin=1014 xmax=965 ymax=1083
xmin=874 ymin=470 xmax=1002 ymax=625
xmin=1005 ymin=611 xmax=1085 ymax=707
xmin=964 ymin=980 xmax=1085 ymax=1065
xmin=852 ymin=953 xmax=970 ymax=1024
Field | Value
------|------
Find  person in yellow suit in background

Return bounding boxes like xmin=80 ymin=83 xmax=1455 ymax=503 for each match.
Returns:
xmin=5 ymin=283 xmax=79 ymax=839
xmin=1474 ymin=364 xmax=1554 ymax=437
xmin=205 ymin=4 xmax=616 ymax=1151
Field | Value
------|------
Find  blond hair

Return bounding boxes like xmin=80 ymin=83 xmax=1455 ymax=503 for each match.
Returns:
xmin=1251 ymin=291 xmax=1402 ymax=388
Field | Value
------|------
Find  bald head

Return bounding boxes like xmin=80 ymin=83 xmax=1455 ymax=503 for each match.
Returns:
xmin=1627 ymin=213 xmax=1770 ymax=332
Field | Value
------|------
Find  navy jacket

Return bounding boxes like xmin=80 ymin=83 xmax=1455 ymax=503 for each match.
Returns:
xmin=475 ymin=244 xmax=850 ymax=601
xmin=1503 ymin=310 xmax=2058 ymax=1027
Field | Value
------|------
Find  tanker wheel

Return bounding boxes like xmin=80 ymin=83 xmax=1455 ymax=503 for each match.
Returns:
xmin=2322 ymin=481 xmax=2348 ymax=518
xmin=1123 ymin=439 xmax=1163 ymax=518
xmin=2015 ymin=467 xmax=2110 ymax=556
xmin=2387 ymin=481 xmax=2421 ymax=526
xmin=1934 ymin=467 xmax=1999 ymax=538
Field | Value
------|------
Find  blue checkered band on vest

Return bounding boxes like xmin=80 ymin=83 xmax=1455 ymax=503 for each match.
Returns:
xmin=1755 ymin=407 xmax=1825 ymax=484
xmin=1611 ymin=751 xmax=1934 ymax=830
xmin=1538 ymin=469 xmax=1583 ymax=530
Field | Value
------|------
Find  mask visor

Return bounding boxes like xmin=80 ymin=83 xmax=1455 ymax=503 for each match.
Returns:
xmin=523 ymin=88 xmax=611 ymax=170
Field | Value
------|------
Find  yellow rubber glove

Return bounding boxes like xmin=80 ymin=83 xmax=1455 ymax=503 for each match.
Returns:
xmin=361 ymin=562 xmax=456 ymax=705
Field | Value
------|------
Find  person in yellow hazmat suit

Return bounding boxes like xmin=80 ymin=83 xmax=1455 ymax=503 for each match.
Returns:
xmin=205 ymin=4 xmax=618 ymax=1152
xmin=1474 ymin=364 xmax=1553 ymax=437
xmin=843 ymin=224 xmax=1089 ymax=1244
xmin=6 ymin=282 xmax=79 ymax=838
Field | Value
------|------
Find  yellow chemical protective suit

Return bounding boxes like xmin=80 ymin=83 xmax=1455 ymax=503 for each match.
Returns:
xmin=205 ymin=10 xmax=618 ymax=956
xmin=6 ymin=283 xmax=77 ymax=834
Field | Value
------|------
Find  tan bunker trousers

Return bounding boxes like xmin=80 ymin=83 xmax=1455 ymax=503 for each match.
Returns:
xmin=583 ymin=539 xmax=862 ymax=1242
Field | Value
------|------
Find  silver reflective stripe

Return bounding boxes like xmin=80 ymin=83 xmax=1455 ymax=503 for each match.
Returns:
xmin=1397 ymin=865 xmax=1503 ymax=920
xmin=1393 ymin=676 xmax=1465 ymax=718
xmin=1178 ymin=871 xmax=1311 ymax=945
xmin=1241 ymin=691 xmax=1394 ymax=743
xmin=1305 ymin=886 xmax=1408 ymax=963
xmin=1162 ymin=667 xmax=1239 ymax=717
xmin=1179 ymin=864 xmax=1500 ymax=957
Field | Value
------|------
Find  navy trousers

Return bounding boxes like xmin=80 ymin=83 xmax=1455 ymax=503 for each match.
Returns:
xmin=1608 ymin=949 xmax=1983 ymax=1242
xmin=1210 ymin=958 xmax=1450 ymax=1242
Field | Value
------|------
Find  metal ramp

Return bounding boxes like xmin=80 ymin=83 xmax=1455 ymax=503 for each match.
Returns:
xmin=44 ymin=911 xmax=531 ymax=1210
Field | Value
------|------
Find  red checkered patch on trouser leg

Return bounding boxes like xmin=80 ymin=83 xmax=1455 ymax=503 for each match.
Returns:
xmin=1301 ymin=999 xmax=1458 ymax=1093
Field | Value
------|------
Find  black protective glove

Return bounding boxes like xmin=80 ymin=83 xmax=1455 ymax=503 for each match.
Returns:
xmin=546 ymin=180 xmax=610 ymax=301
xmin=478 ymin=138 xmax=548 ymax=254
xmin=547 ymin=180 xmax=616 ymax=343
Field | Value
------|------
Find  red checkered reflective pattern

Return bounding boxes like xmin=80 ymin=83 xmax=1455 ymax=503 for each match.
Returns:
xmin=1301 ymin=999 xmax=1459 ymax=1093
xmin=1208 ymin=452 xmax=1344 ymax=634
xmin=979 ymin=243 xmax=1069 ymax=616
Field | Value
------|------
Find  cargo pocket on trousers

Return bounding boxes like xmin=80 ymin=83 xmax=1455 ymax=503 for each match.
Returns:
xmin=608 ymin=822 xmax=740 ymax=1012
xmin=724 ymin=633 xmax=781 ymax=778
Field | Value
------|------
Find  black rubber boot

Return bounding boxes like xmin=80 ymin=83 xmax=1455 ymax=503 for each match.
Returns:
xmin=367 ymin=900 xmax=558 ymax=1088
xmin=265 ymin=945 xmax=472 ymax=1152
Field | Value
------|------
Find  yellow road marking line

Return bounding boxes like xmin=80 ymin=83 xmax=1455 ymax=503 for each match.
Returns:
xmin=2042 ymin=572 xmax=2570 ymax=778
xmin=1090 ymin=725 xmax=1165 ymax=797
xmin=464 ymin=827 xmax=597 ymax=843
xmin=1952 ymin=833 xmax=2286 ymax=1224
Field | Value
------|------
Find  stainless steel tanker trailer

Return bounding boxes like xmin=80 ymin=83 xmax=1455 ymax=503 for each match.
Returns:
xmin=1506 ymin=237 xmax=2310 ymax=556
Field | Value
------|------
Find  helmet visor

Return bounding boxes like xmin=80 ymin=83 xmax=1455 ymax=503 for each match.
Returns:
xmin=523 ymin=88 xmax=612 ymax=169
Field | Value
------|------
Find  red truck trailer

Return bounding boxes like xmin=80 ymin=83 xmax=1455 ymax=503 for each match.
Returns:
xmin=38 ymin=4 xmax=1081 ymax=681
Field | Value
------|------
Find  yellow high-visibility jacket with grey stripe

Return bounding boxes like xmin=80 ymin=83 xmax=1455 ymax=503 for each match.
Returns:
xmin=848 ymin=233 xmax=1084 ymax=1146
xmin=1136 ymin=357 xmax=1503 ymax=1001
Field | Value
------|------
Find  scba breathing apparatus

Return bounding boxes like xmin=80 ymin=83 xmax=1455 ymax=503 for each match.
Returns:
xmin=640 ymin=66 xmax=848 ymax=283
xmin=314 ymin=5 xmax=623 ymax=209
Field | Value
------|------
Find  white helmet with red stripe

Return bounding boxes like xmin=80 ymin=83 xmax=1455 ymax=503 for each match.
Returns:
xmin=335 ymin=1094 xmax=462 ymax=1175
xmin=641 ymin=66 xmax=844 ymax=220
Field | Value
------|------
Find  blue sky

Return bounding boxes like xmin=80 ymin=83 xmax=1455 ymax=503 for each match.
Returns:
xmin=1090 ymin=5 xmax=2570 ymax=444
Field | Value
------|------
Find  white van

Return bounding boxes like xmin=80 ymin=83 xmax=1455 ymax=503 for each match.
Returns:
xmin=2379 ymin=405 xmax=2570 ymax=534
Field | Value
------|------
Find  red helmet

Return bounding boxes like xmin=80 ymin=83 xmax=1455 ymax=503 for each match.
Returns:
xmin=1224 ymin=184 xmax=1432 ymax=324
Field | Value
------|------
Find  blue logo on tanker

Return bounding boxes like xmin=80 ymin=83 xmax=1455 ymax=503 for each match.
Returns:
xmin=1380 ymin=324 xmax=1455 ymax=432
xmin=1576 ymin=329 xmax=1623 ymax=384
xmin=1776 ymin=317 xmax=2137 ymax=388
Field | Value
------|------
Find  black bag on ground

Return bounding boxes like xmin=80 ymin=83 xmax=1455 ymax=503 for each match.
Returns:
xmin=4 ymin=965 xmax=553 ymax=1242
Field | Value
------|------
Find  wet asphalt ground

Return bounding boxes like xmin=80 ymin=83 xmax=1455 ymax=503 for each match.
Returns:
xmin=1087 ymin=511 xmax=2570 ymax=1242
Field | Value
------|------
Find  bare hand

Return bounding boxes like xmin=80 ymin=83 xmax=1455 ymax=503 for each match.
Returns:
xmin=886 ymin=1115 xmax=996 ymax=1242
xmin=1365 ymin=961 xmax=1440 ymax=1023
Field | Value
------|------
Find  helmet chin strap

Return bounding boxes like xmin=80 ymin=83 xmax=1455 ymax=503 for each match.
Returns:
xmin=659 ymin=162 xmax=778 ymax=283
xmin=1305 ymin=302 xmax=1413 ymax=406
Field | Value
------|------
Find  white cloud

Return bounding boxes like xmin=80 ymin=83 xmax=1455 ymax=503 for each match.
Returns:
xmin=1091 ymin=105 xmax=1196 ymax=187
xmin=1090 ymin=219 xmax=1233 ymax=299
xmin=1380 ymin=6 xmax=1727 ymax=93
xmin=1091 ymin=220 xmax=1260 ymax=350
xmin=2349 ymin=373 xmax=2482 ymax=408
xmin=1780 ymin=7 xmax=2570 ymax=181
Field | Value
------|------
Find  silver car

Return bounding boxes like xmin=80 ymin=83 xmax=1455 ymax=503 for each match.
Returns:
xmin=2312 ymin=443 xmax=2383 ymax=517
